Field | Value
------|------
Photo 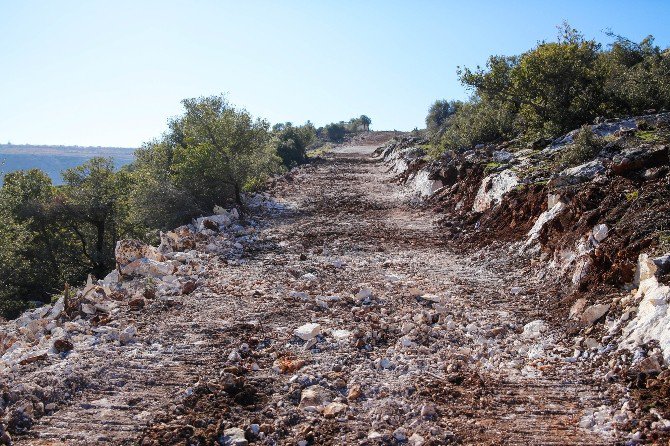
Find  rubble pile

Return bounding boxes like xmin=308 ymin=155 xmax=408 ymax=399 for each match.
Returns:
xmin=0 ymin=206 xmax=259 ymax=444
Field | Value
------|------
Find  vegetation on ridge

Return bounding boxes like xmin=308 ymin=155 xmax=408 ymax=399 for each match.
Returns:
xmin=426 ymin=23 xmax=670 ymax=155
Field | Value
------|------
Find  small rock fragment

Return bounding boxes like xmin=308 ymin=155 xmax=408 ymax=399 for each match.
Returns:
xmin=323 ymin=402 xmax=347 ymax=418
xmin=221 ymin=427 xmax=248 ymax=446
xmin=294 ymin=323 xmax=321 ymax=341
xmin=579 ymin=304 xmax=610 ymax=327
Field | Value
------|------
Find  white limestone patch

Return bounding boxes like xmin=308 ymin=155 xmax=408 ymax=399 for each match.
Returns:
xmin=473 ymin=170 xmax=519 ymax=212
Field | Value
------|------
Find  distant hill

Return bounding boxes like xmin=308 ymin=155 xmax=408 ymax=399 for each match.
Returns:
xmin=0 ymin=144 xmax=136 ymax=185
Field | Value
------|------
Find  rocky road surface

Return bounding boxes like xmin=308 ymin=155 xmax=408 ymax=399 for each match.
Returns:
xmin=16 ymin=146 xmax=615 ymax=445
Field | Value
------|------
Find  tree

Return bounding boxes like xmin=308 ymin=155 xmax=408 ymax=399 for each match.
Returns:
xmin=324 ymin=122 xmax=347 ymax=142
xmin=600 ymin=34 xmax=670 ymax=115
xmin=59 ymin=157 xmax=132 ymax=278
xmin=0 ymin=169 xmax=89 ymax=317
xmin=360 ymin=115 xmax=371 ymax=131
xmin=425 ymin=100 xmax=461 ymax=136
xmin=135 ymin=95 xmax=281 ymax=211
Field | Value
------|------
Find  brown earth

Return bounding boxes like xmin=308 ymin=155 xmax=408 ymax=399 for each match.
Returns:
xmin=13 ymin=146 xmax=616 ymax=445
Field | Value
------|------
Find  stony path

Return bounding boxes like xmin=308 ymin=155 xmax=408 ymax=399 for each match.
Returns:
xmin=16 ymin=146 xmax=614 ymax=445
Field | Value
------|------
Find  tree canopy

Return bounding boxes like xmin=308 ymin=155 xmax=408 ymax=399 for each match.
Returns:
xmin=429 ymin=24 xmax=670 ymax=154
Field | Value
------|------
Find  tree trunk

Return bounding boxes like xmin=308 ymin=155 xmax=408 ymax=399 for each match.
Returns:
xmin=234 ymin=184 xmax=243 ymax=207
xmin=93 ymin=221 xmax=106 ymax=278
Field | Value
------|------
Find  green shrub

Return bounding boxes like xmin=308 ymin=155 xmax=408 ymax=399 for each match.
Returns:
xmin=431 ymin=100 xmax=515 ymax=155
xmin=272 ymin=122 xmax=316 ymax=168
xmin=560 ymin=125 xmax=606 ymax=166
xmin=323 ymin=123 xmax=347 ymax=142
xmin=427 ymin=24 xmax=670 ymax=157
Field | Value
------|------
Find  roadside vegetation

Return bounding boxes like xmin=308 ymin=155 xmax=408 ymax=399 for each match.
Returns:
xmin=426 ymin=23 xmax=670 ymax=155
xmin=0 ymin=95 xmax=371 ymax=318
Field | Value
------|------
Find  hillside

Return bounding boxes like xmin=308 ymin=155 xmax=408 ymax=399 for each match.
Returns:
xmin=1 ymin=114 xmax=668 ymax=444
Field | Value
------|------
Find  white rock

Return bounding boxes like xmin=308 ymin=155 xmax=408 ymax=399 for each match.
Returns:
xmin=299 ymin=385 xmax=332 ymax=408
xmin=547 ymin=193 xmax=562 ymax=209
xmin=580 ymin=304 xmax=610 ymax=326
xmin=289 ymin=291 xmax=310 ymax=300
xmin=522 ymin=320 xmax=548 ymax=339
xmin=294 ymin=323 xmax=321 ymax=341
xmin=412 ymin=169 xmax=443 ymax=197
xmin=525 ymin=201 xmax=566 ymax=247
xmin=119 ymin=258 xmax=174 ymax=278
xmin=409 ymin=433 xmax=426 ymax=446
xmin=221 ymin=427 xmax=248 ymax=446
xmin=332 ymin=329 xmax=352 ymax=340
xmin=420 ymin=293 xmax=441 ymax=303
xmin=355 ymin=288 xmax=373 ymax=301
xmin=393 ymin=427 xmax=408 ymax=441
xmin=621 ymin=277 xmax=670 ymax=361
xmin=81 ymin=303 xmax=96 ymax=315
xmin=119 ymin=325 xmax=136 ymax=345
xmin=592 ymin=224 xmax=609 ymax=243
xmin=635 ymin=253 xmax=658 ymax=286
xmin=101 ymin=269 xmax=120 ymax=285
xmin=473 ymin=170 xmax=519 ymax=212
xmin=569 ymin=298 xmax=587 ymax=319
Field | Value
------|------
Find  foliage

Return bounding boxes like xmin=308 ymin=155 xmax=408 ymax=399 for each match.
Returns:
xmin=135 ymin=95 xmax=282 ymax=212
xmin=426 ymin=100 xmax=461 ymax=137
xmin=323 ymin=122 xmax=347 ymax=142
xmin=429 ymin=23 xmax=670 ymax=155
xmin=560 ymin=125 xmax=606 ymax=167
xmin=272 ymin=122 xmax=316 ymax=168
xmin=601 ymin=34 xmax=670 ymax=115
xmin=359 ymin=115 xmax=372 ymax=131
xmin=59 ymin=157 xmax=136 ymax=277
xmin=429 ymin=99 xmax=515 ymax=156
xmin=0 ymin=170 xmax=87 ymax=318
xmin=0 ymin=94 xmax=290 ymax=318
xmin=316 ymin=115 xmax=372 ymax=143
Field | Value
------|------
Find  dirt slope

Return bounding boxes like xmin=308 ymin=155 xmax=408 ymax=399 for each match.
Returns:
xmin=11 ymin=146 xmax=615 ymax=445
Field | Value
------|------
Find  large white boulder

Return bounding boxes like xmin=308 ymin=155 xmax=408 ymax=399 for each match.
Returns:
xmin=412 ymin=169 xmax=443 ymax=197
xmin=473 ymin=170 xmax=519 ymax=212
xmin=621 ymin=277 xmax=670 ymax=362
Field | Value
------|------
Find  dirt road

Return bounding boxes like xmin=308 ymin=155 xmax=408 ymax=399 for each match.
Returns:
xmin=16 ymin=146 xmax=614 ymax=445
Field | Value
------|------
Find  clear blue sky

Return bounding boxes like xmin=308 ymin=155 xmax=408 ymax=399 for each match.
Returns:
xmin=1 ymin=1 xmax=669 ymax=147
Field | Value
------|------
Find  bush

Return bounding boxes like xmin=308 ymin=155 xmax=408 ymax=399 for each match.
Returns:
xmin=560 ymin=125 xmax=606 ymax=166
xmin=272 ymin=122 xmax=316 ymax=168
xmin=324 ymin=123 xmax=347 ymax=142
xmin=129 ymin=178 xmax=201 ymax=231
xmin=428 ymin=24 xmax=670 ymax=157
xmin=0 ymin=95 xmax=289 ymax=318
xmin=426 ymin=100 xmax=461 ymax=138
xmin=431 ymin=100 xmax=515 ymax=155
xmin=135 ymin=95 xmax=282 ymax=211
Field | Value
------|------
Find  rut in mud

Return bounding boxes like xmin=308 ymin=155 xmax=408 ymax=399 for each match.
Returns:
xmin=15 ymin=146 xmax=614 ymax=445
